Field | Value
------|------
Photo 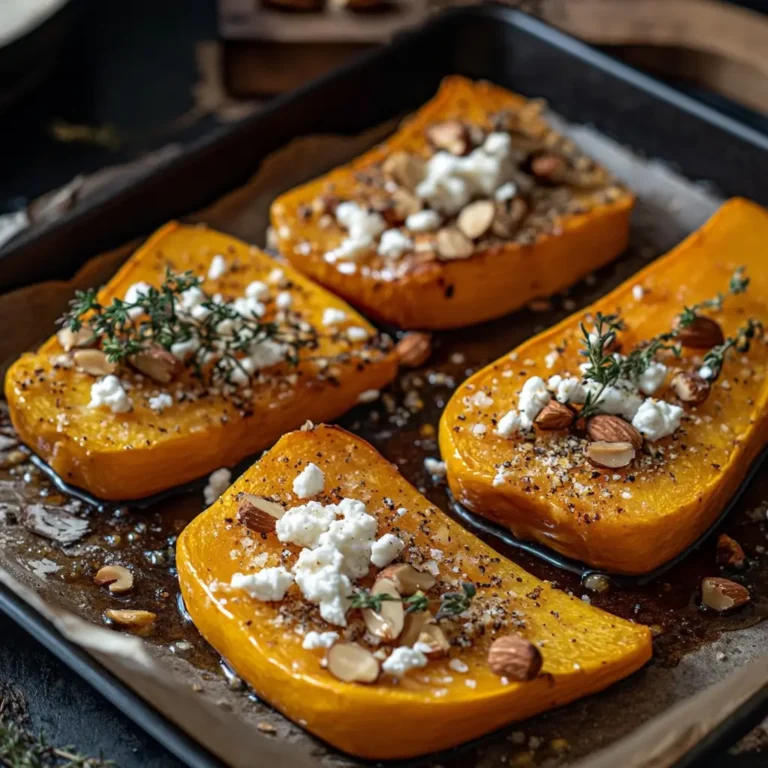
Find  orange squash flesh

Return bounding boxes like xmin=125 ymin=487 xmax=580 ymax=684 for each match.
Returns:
xmin=177 ymin=424 xmax=651 ymax=760
xmin=440 ymin=198 xmax=768 ymax=575
xmin=4 ymin=223 xmax=398 ymax=500
xmin=270 ymin=75 xmax=634 ymax=330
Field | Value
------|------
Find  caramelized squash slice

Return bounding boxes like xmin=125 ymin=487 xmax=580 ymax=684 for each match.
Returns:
xmin=270 ymin=75 xmax=634 ymax=330
xmin=5 ymin=223 xmax=398 ymax=500
xmin=440 ymin=198 xmax=768 ymax=574
xmin=177 ymin=424 xmax=651 ymax=760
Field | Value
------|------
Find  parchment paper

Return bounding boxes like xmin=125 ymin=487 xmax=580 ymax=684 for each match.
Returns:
xmin=0 ymin=113 xmax=766 ymax=768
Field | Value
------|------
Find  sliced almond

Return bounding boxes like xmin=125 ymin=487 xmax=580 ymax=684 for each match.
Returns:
xmin=399 ymin=607 xmax=434 ymax=647
xmin=237 ymin=494 xmax=285 ymax=533
xmin=670 ymin=370 xmax=710 ymax=405
xmin=105 ymin=609 xmax=156 ymax=631
xmin=487 ymin=634 xmax=543 ymax=680
xmin=390 ymin=188 xmax=423 ymax=223
xmin=57 ymin=325 xmax=94 ymax=352
xmin=534 ymin=401 xmax=573 ymax=430
xmin=362 ymin=577 xmax=404 ymax=641
xmin=585 ymin=440 xmax=635 ymax=469
xmin=415 ymin=625 xmax=450 ymax=659
xmin=426 ymin=120 xmax=469 ymax=155
xmin=326 ymin=642 xmax=380 ymax=683
xmin=676 ymin=315 xmax=724 ymax=349
xmin=381 ymin=151 xmax=425 ymax=191
xmin=716 ymin=534 xmax=746 ymax=568
xmin=130 ymin=346 xmax=182 ymax=384
xmin=94 ymin=564 xmax=134 ymax=594
xmin=394 ymin=332 xmax=432 ymax=369
xmin=701 ymin=576 xmax=750 ymax=612
xmin=586 ymin=415 xmax=643 ymax=450
xmin=491 ymin=197 xmax=528 ymax=239
xmin=457 ymin=200 xmax=495 ymax=240
xmin=377 ymin=563 xmax=436 ymax=595
xmin=436 ymin=227 xmax=474 ymax=260
xmin=73 ymin=349 xmax=117 ymax=376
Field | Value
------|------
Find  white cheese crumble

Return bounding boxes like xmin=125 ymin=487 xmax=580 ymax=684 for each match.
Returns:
xmin=519 ymin=376 xmax=551 ymax=425
xmin=494 ymin=181 xmax=517 ymax=201
xmin=203 ymin=468 xmax=231 ymax=505
xmin=635 ymin=361 xmax=668 ymax=396
xmin=472 ymin=423 xmax=487 ymax=436
xmin=583 ymin=380 xmax=643 ymax=420
xmin=276 ymin=501 xmax=338 ymax=549
xmin=148 ymin=392 xmax=173 ymax=413
xmin=424 ymin=457 xmax=447 ymax=477
xmin=230 ymin=567 xmax=293 ymax=601
xmin=448 ymin=658 xmax=469 ymax=673
xmin=357 ymin=389 xmax=380 ymax=404
xmin=405 ymin=209 xmax=442 ymax=233
xmin=496 ymin=409 xmax=522 ymax=437
xmin=322 ymin=308 xmax=347 ymax=326
xmin=382 ymin=646 xmax=428 ymax=676
xmin=632 ymin=284 xmax=645 ymax=301
xmin=370 ymin=533 xmax=405 ymax=568
xmin=302 ymin=631 xmax=339 ymax=650
xmin=207 ymin=254 xmax=228 ymax=280
xmin=88 ymin=376 xmax=132 ymax=413
xmin=555 ymin=376 xmax=586 ymax=405
xmin=293 ymin=545 xmax=353 ymax=626
xmin=293 ymin=463 xmax=325 ymax=499
xmin=699 ymin=365 xmax=715 ymax=380
xmin=124 ymin=281 xmax=152 ymax=320
xmin=470 ymin=391 xmax=494 ymax=408
xmin=275 ymin=291 xmax=293 ymax=310
xmin=346 ymin=326 xmax=369 ymax=342
xmin=326 ymin=202 xmax=386 ymax=263
xmin=631 ymin=399 xmax=683 ymax=441
xmin=378 ymin=229 xmax=413 ymax=259
xmin=245 ymin=280 xmax=270 ymax=300
xmin=268 ymin=269 xmax=286 ymax=285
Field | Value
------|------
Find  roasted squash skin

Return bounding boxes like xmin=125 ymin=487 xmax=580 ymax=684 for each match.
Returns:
xmin=270 ymin=75 xmax=634 ymax=330
xmin=440 ymin=198 xmax=768 ymax=575
xmin=5 ymin=223 xmax=398 ymax=500
xmin=177 ymin=425 xmax=651 ymax=760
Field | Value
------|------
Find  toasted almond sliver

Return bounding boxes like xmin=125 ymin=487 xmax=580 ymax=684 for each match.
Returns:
xmin=237 ymin=494 xmax=285 ymax=533
xmin=94 ymin=564 xmax=134 ymax=594
xmin=376 ymin=563 xmax=436 ymax=595
xmin=326 ymin=642 xmax=380 ymax=683
xmin=73 ymin=349 xmax=116 ymax=376
xmin=130 ymin=346 xmax=182 ymax=384
xmin=585 ymin=440 xmax=635 ymax=469
xmin=457 ymin=200 xmax=495 ymax=240
xmin=105 ymin=609 xmax=156 ymax=630
xmin=416 ymin=624 xmax=450 ymax=658
xmin=487 ymin=634 xmax=543 ymax=680
xmin=436 ymin=227 xmax=474 ymax=260
xmin=362 ymin=578 xmax=404 ymax=641
xmin=57 ymin=325 xmax=94 ymax=352
xmin=399 ymin=606 xmax=434 ymax=647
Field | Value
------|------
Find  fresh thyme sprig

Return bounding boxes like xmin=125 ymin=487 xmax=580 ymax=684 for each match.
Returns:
xmin=578 ymin=268 xmax=753 ymax=417
xmin=349 ymin=581 xmax=476 ymax=620
xmin=701 ymin=318 xmax=763 ymax=379
xmin=61 ymin=268 xmax=315 ymax=389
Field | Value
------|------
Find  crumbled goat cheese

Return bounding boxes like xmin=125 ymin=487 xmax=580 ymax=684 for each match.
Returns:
xmin=632 ymin=284 xmax=645 ymax=301
xmin=370 ymin=533 xmax=405 ymax=568
xmin=699 ymin=365 xmax=715 ymax=380
xmin=207 ymin=254 xmax=228 ymax=280
xmin=635 ymin=361 xmax=668 ymax=396
xmin=293 ymin=463 xmax=325 ymax=499
xmin=382 ymin=646 xmax=428 ymax=676
xmin=276 ymin=501 xmax=339 ymax=549
xmin=631 ymin=398 xmax=683 ymax=441
xmin=124 ymin=281 xmax=152 ymax=319
xmin=293 ymin=544 xmax=353 ymax=626
xmin=88 ymin=376 xmax=132 ymax=413
xmin=148 ymin=392 xmax=173 ymax=412
xmin=448 ymin=658 xmax=469 ymax=673
xmin=555 ymin=377 xmax=587 ymax=405
xmin=230 ymin=567 xmax=293 ymax=601
xmin=268 ymin=269 xmax=285 ymax=285
xmin=275 ymin=291 xmax=293 ymax=310
xmin=245 ymin=280 xmax=270 ymax=300
xmin=302 ymin=631 xmax=339 ymax=650
xmin=519 ymin=376 xmax=551 ymax=424
xmin=494 ymin=181 xmax=517 ymax=201
xmin=170 ymin=336 xmax=201 ymax=360
xmin=544 ymin=350 xmax=560 ymax=369
xmin=204 ymin=468 xmax=232 ymax=505
xmin=415 ymin=133 xmax=512 ymax=215
xmin=470 ymin=391 xmax=494 ymax=407
xmin=357 ymin=389 xmax=380 ymax=404
xmin=472 ymin=423 xmax=487 ymax=436
xmin=232 ymin=295 xmax=266 ymax=319
xmin=583 ymin=380 xmax=643 ymax=420
xmin=378 ymin=229 xmax=413 ymax=259
xmin=496 ymin=410 xmax=521 ymax=437
xmin=405 ymin=209 xmax=442 ymax=232
xmin=314 ymin=499 xmax=377 ymax=580
xmin=322 ymin=308 xmax=347 ymax=326
xmin=346 ymin=326 xmax=369 ymax=342
xmin=325 ymin=202 xmax=386 ymax=262
xmin=424 ymin=457 xmax=447 ymax=477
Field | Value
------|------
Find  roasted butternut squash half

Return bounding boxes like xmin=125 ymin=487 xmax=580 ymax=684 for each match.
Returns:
xmin=5 ymin=223 xmax=398 ymax=500
xmin=270 ymin=75 xmax=634 ymax=330
xmin=177 ymin=424 xmax=651 ymax=760
xmin=440 ymin=198 xmax=768 ymax=575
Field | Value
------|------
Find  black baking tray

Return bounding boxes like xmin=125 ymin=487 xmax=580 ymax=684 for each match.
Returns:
xmin=2 ymin=5 xmax=768 ymax=767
